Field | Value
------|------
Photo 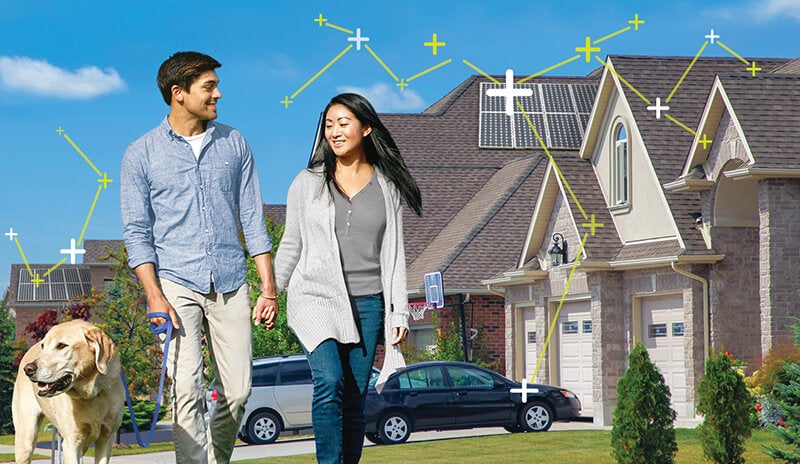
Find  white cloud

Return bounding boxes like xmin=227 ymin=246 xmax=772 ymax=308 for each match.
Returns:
xmin=753 ymin=0 xmax=800 ymax=21
xmin=0 ymin=56 xmax=125 ymax=99
xmin=336 ymin=83 xmax=425 ymax=112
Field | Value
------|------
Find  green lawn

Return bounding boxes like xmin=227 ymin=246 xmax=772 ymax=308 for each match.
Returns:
xmin=237 ymin=428 xmax=786 ymax=464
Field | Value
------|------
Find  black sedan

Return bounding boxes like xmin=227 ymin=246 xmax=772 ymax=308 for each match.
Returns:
xmin=364 ymin=361 xmax=581 ymax=445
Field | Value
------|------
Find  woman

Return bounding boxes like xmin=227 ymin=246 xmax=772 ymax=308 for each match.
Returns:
xmin=271 ymin=93 xmax=422 ymax=463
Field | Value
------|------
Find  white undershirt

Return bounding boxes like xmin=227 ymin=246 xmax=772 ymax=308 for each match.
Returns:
xmin=184 ymin=132 xmax=206 ymax=160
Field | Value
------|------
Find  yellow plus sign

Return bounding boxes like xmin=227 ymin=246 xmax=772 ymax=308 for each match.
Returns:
xmin=98 ymin=172 xmax=114 ymax=189
xmin=747 ymin=61 xmax=761 ymax=77
xmin=628 ymin=14 xmax=644 ymax=30
xmin=698 ymin=134 xmax=712 ymax=150
xmin=31 ymin=273 xmax=44 ymax=287
xmin=314 ymin=13 xmax=327 ymax=27
xmin=56 ymin=127 xmax=65 ymax=135
xmin=396 ymin=79 xmax=408 ymax=91
xmin=280 ymin=96 xmax=293 ymax=109
xmin=582 ymin=214 xmax=604 ymax=236
xmin=424 ymin=33 xmax=446 ymax=55
xmin=575 ymin=36 xmax=600 ymax=63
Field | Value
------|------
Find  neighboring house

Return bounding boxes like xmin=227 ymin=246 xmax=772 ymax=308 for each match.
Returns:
xmin=484 ymin=55 xmax=796 ymax=426
xmin=6 ymin=239 xmax=122 ymax=342
xmin=382 ymin=71 xmax=601 ymax=365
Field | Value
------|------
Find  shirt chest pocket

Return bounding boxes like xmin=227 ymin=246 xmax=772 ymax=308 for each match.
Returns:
xmin=211 ymin=159 xmax=237 ymax=192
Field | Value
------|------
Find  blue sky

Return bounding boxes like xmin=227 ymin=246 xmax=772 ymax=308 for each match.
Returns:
xmin=1 ymin=0 xmax=799 ymax=294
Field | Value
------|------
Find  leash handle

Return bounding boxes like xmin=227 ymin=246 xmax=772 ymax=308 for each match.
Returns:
xmin=119 ymin=312 xmax=173 ymax=448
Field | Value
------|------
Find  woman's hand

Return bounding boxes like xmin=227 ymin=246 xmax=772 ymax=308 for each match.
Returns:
xmin=391 ymin=327 xmax=408 ymax=345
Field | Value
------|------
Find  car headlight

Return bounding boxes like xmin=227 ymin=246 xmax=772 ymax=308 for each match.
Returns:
xmin=560 ymin=390 xmax=576 ymax=398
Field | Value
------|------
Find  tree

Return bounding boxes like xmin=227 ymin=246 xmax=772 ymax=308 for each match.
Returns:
xmin=93 ymin=245 xmax=165 ymax=397
xmin=697 ymin=349 xmax=755 ymax=464
xmin=0 ymin=300 xmax=16 ymax=434
xmin=610 ymin=343 xmax=677 ymax=464
xmin=765 ymin=321 xmax=800 ymax=462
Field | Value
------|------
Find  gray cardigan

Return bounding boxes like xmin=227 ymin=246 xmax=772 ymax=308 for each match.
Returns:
xmin=274 ymin=167 xmax=409 ymax=391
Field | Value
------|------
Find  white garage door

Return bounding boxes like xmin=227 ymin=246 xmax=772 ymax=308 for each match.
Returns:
xmin=642 ymin=295 xmax=689 ymax=418
xmin=557 ymin=301 xmax=593 ymax=417
xmin=523 ymin=308 xmax=538 ymax=381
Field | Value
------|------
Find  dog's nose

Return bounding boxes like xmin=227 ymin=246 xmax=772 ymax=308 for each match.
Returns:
xmin=23 ymin=363 xmax=37 ymax=377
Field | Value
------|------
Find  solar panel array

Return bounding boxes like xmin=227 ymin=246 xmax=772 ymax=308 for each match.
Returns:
xmin=479 ymin=82 xmax=596 ymax=149
xmin=17 ymin=267 xmax=92 ymax=302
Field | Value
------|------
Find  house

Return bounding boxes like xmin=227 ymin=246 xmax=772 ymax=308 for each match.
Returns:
xmin=382 ymin=71 xmax=601 ymax=365
xmin=484 ymin=55 xmax=796 ymax=426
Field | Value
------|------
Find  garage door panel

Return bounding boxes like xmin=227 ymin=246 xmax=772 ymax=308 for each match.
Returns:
xmin=557 ymin=301 xmax=593 ymax=417
xmin=642 ymin=295 xmax=689 ymax=419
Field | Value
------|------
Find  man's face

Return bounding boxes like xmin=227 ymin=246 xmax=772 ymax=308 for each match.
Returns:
xmin=177 ymin=70 xmax=221 ymax=121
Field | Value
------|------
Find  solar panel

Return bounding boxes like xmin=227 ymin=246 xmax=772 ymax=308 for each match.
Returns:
xmin=16 ymin=266 xmax=93 ymax=302
xmin=479 ymin=80 xmax=596 ymax=150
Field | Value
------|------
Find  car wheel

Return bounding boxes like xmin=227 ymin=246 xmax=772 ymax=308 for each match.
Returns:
xmin=238 ymin=431 xmax=254 ymax=444
xmin=246 ymin=411 xmax=281 ymax=444
xmin=376 ymin=412 xmax=411 ymax=444
xmin=365 ymin=433 xmax=383 ymax=445
xmin=520 ymin=402 xmax=553 ymax=432
xmin=503 ymin=424 xmax=522 ymax=433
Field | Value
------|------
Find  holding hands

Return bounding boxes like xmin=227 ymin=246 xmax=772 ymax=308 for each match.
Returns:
xmin=253 ymin=293 xmax=279 ymax=330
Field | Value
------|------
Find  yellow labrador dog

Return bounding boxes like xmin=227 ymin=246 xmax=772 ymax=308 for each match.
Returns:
xmin=13 ymin=319 xmax=125 ymax=464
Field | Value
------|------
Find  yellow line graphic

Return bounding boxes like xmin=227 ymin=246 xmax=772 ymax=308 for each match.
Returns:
xmin=63 ymin=134 xmax=102 ymax=176
xmin=324 ymin=23 xmax=353 ymax=34
xmin=666 ymin=41 xmax=708 ymax=103
xmin=406 ymin=59 xmax=452 ymax=82
xmin=364 ymin=44 xmax=400 ymax=81
xmin=594 ymin=56 xmax=651 ymax=105
xmin=716 ymin=40 xmax=749 ymax=65
xmin=518 ymin=102 xmax=588 ymax=220
xmin=462 ymin=59 xmax=501 ymax=85
xmin=530 ymin=232 xmax=590 ymax=383
xmin=291 ymin=45 xmax=353 ymax=99
xmin=518 ymin=55 xmax=581 ymax=83
xmin=14 ymin=237 xmax=34 ymax=277
xmin=594 ymin=26 xmax=630 ymax=44
xmin=43 ymin=259 xmax=68 ymax=277
xmin=78 ymin=185 xmax=103 ymax=245
xmin=664 ymin=114 xmax=698 ymax=136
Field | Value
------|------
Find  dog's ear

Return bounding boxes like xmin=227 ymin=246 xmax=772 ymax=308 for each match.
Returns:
xmin=83 ymin=326 xmax=116 ymax=375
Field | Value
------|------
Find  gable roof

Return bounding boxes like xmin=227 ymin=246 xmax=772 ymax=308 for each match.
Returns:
xmin=584 ymin=55 xmax=789 ymax=257
xmin=382 ymin=73 xmax=600 ymax=291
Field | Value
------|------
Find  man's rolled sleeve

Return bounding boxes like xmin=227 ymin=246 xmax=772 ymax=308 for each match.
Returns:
xmin=120 ymin=145 xmax=158 ymax=269
xmin=238 ymin=141 xmax=272 ymax=257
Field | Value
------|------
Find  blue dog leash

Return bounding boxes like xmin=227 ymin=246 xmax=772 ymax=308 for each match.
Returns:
xmin=119 ymin=312 xmax=173 ymax=448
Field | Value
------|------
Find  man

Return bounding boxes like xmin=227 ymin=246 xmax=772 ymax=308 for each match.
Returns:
xmin=120 ymin=51 xmax=278 ymax=464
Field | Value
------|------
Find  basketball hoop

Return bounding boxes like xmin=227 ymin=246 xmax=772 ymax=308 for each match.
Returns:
xmin=408 ymin=302 xmax=434 ymax=321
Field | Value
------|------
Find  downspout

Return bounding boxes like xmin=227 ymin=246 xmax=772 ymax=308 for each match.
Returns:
xmin=671 ymin=262 xmax=709 ymax=362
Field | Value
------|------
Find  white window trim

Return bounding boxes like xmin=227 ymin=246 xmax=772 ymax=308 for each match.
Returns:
xmin=609 ymin=120 xmax=631 ymax=212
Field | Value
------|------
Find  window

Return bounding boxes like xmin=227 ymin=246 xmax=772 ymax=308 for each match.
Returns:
xmin=527 ymin=331 xmax=537 ymax=344
xmin=612 ymin=123 xmax=629 ymax=206
xmin=278 ymin=360 xmax=313 ymax=385
xmin=648 ymin=323 xmax=668 ymax=338
xmin=672 ymin=322 xmax=685 ymax=337
xmin=582 ymin=320 xmax=593 ymax=334
xmin=562 ymin=321 xmax=579 ymax=334
xmin=252 ymin=364 xmax=279 ymax=387
xmin=446 ymin=366 xmax=494 ymax=388
xmin=398 ymin=367 xmax=445 ymax=390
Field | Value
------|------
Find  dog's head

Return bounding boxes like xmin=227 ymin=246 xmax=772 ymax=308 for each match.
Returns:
xmin=24 ymin=319 xmax=117 ymax=398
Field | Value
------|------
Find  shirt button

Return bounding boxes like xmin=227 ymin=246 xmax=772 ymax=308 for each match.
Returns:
xmin=202 ymin=207 xmax=206 ymax=211
xmin=207 ymin=251 xmax=211 ymax=255
xmin=204 ymin=229 xmax=209 ymax=234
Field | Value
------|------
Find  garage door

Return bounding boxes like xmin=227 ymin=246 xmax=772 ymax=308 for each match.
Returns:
xmin=523 ymin=308 xmax=538 ymax=381
xmin=641 ymin=295 xmax=689 ymax=418
xmin=557 ymin=301 xmax=593 ymax=417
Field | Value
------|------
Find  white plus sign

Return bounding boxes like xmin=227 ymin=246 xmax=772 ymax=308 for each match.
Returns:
xmin=705 ymin=29 xmax=720 ymax=44
xmin=647 ymin=97 xmax=670 ymax=119
xmin=5 ymin=228 xmax=17 ymax=241
xmin=486 ymin=69 xmax=533 ymax=117
xmin=60 ymin=238 xmax=86 ymax=264
xmin=347 ymin=28 xmax=370 ymax=50
xmin=510 ymin=378 xmax=540 ymax=403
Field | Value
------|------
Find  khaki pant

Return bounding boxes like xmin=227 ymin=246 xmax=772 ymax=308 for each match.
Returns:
xmin=159 ymin=279 xmax=252 ymax=464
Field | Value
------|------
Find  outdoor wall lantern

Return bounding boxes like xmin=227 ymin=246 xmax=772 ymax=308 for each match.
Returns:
xmin=548 ymin=233 xmax=568 ymax=267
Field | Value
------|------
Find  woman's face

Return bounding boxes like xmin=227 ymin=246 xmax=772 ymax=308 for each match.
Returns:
xmin=324 ymin=103 xmax=372 ymax=160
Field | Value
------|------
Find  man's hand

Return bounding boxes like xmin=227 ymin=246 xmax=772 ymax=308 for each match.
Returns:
xmin=391 ymin=327 xmax=408 ymax=345
xmin=253 ymin=294 xmax=279 ymax=330
xmin=148 ymin=294 xmax=180 ymax=330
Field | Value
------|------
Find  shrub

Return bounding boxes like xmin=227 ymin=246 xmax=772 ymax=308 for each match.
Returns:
xmin=120 ymin=399 xmax=168 ymax=433
xmin=764 ymin=321 xmax=800 ymax=462
xmin=697 ymin=349 xmax=755 ymax=464
xmin=610 ymin=343 xmax=677 ymax=464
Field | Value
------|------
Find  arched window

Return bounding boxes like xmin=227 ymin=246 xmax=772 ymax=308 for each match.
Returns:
xmin=613 ymin=123 xmax=629 ymax=205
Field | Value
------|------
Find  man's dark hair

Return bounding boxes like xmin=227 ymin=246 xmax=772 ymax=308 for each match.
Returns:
xmin=157 ymin=51 xmax=221 ymax=105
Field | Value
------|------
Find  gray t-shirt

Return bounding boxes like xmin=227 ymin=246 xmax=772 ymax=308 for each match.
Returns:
xmin=332 ymin=172 xmax=386 ymax=296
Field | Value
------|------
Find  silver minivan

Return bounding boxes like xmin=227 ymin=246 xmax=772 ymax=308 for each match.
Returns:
xmin=206 ymin=354 xmax=378 ymax=445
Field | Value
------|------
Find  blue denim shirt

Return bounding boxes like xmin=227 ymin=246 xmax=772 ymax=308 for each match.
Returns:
xmin=120 ymin=117 xmax=272 ymax=294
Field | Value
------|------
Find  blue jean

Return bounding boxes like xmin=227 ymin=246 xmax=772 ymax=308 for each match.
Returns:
xmin=304 ymin=293 xmax=384 ymax=464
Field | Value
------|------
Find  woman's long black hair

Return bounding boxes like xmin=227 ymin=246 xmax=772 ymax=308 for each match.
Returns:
xmin=308 ymin=93 xmax=422 ymax=216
